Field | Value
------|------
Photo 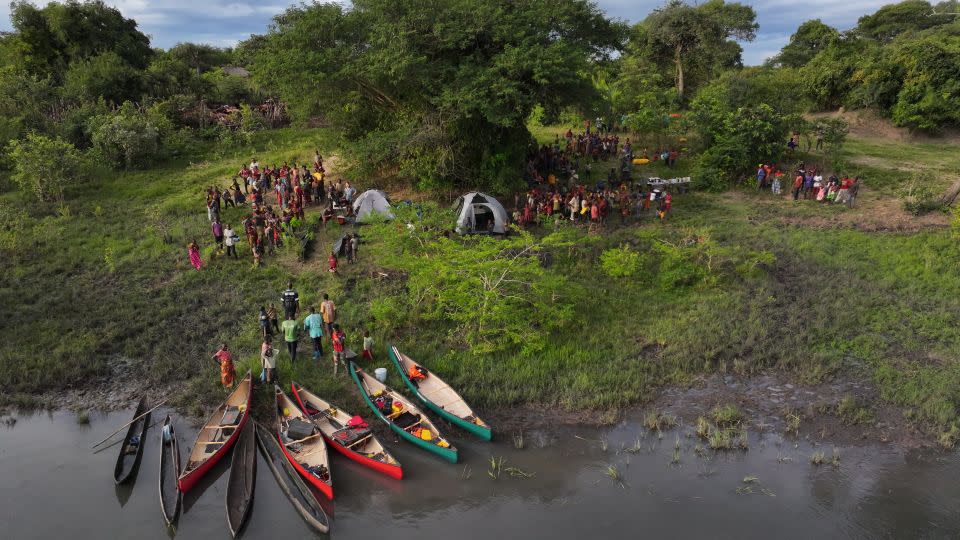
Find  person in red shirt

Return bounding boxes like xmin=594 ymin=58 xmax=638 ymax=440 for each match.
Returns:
xmin=328 ymin=251 xmax=338 ymax=273
xmin=793 ymin=173 xmax=803 ymax=200
xmin=331 ymin=325 xmax=346 ymax=376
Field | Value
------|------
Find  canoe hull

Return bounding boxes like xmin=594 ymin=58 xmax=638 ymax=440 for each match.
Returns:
xmin=290 ymin=383 xmax=403 ymax=480
xmin=178 ymin=373 xmax=252 ymax=493
xmin=348 ymin=361 xmax=458 ymax=464
xmin=114 ymin=397 xmax=150 ymax=484
xmin=226 ymin=421 xmax=257 ymax=538
xmin=389 ymin=347 xmax=492 ymax=441
xmin=158 ymin=415 xmax=182 ymax=527
xmin=279 ymin=442 xmax=334 ymax=500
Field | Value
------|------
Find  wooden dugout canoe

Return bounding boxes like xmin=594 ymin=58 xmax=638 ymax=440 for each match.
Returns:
xmin=291 ymin=381 xmax=403 ymax=480
xmin=389 ymin=346 xmax=492 ymax=441
xmin=254 ymin=421 xmax=330 ymax=534
xmin=275 ymin=386 xmax=334 ymax=500
xmin=158 ymin=414 xmax=182 ymax=528
xmin=348 ymin=361 xmax=458 ymax=464
xmin=178 ymin=372 xmax=252 ymax=493
xmin=226 ymin=421 xmax=256 ymax=537
xmin=114 ymin=396 xmax=150 ymax=484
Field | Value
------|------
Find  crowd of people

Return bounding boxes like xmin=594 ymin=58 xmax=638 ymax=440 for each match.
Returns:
xmin=212 ymin=282 xmax=376 ymax=388
xmin=755 ymin=161 xmax=861 ymax=207
xmin=192 ymin=151 xmax=363 ymax=269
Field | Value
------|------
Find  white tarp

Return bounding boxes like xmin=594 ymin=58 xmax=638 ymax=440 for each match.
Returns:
xmin=352 ymin=189 xmax=394 ymax=222
xmin=454 ymin=191 xmax=509 ymax=234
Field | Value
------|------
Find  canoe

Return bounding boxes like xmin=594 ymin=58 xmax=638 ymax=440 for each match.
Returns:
xmin=348 ymin=361 xmax=458 ymax=463
xmin=178 ymin=372 xmax=252 ymax=493
xmin=291 ymin=381 xmax=403 ymax=480
xmin=254 ymin=421 xmax=330 ymax=534
xmin=226 ymin=421 xmax=256 ymax=537
xmin=158 ymin=415 xmax=182 ymax=527
xmin=389 ymin=346 xmax=492 ymax=441
xmin=114 ymin=396 xmax=150 ymax=484
xmin=275 ymin=386 xmax=333 ymax=500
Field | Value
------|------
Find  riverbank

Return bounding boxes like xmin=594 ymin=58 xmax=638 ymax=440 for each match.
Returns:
xmin=2 ymin=127 xmax=958 ymax=452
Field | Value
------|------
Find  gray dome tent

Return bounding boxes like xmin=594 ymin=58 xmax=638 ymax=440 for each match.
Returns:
xmin=352 ymin=190 xmax=394 ymax=222
xmin=454 ymin=192 xmax=509 ymax=234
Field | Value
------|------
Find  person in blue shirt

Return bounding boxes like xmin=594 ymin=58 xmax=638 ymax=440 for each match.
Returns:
xmin=303 ymin=306 xmax=325 ymax=360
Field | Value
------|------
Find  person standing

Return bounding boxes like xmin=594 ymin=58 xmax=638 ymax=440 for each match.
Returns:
xmin=282 ymin=314 xmax=300 ymax=362
xmin=259 ymin=306 xmax=271 ymax=337
xmin=331 ymin=324 xmax=346 ymax=376
xmin=281 ymin=281 xmax=299 ymax=320
xmin=320 ymin=294 xmax=337 ymax=336
xmin=303 ymin=306 xmax=325 ymax=360
xmin=224 ymin=224 xmax=238 ymax=258
xmin=261 ymin=335 xmax=277 ymax=384
xmin=266 ymin=303 xmax=280 ymax=333
xmin=792 ymin=173 xmax=803 ymax=201
xmin=211 ymin=218 xmax=224 ymax=252
xmin=188 ymin=240 xmax=203 ymax=271
xmin=349 ymin=234 xmax=360 ymax=262
xmin=212 ymin=343 xmax=236 ymax=387
xmin=362 ymin=330 xmax=374 ymax=361
xmin=328 ymin=251 xmax=338 ymax=273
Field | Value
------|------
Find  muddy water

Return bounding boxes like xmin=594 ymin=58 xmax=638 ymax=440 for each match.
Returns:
xmin=1 ymin=409 xmax=958 ymax=539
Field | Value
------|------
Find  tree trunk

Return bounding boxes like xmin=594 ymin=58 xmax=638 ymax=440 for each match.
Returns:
xmin=940 ymin=178 xmax=960 ymax=206
xmin=674 ymin=45 xmax=684 ymax=100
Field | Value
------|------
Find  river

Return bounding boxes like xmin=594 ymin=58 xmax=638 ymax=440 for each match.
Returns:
xmin=1 ymin=408 xmax=958 ymax=539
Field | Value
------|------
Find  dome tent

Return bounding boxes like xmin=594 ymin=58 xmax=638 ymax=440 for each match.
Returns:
xmin=352 ymin=190 xmax=394 ymax=222
xmin=453 ymin=192 xmax=509 ymax=234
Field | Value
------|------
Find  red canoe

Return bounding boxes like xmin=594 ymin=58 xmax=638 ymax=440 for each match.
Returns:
xmin=275 ymin=386 xmax=334 ymax=500
xmin=291 ymin=382 xmax=403 ymax=480
xmin=178 ymin=372 xmax=252 ymax=493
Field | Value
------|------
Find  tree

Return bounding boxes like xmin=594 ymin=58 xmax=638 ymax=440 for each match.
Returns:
xmin=89 ymin=103 xmax=161 ymax=169
xmin=169 ymin=43 xmax=233 ymax=76
xmin=856 ymin=1 xmax=953 ymax=42
xmin=643 ymin=0 xmax=757 ymax=101
xmin=8 ymin=133 xmax=86 ymax=204
xmin=8 ymin=0 xmax=152 ymax=79
xmin=62 ymin=51 xmax=143 ymax=104
xmin=248 ymin=0 xmax=625 ymax=191
xmin=776 ymin=19 xmax=839 ymax=68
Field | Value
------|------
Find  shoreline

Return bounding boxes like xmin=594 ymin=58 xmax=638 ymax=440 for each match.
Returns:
xmin=5 ymin=369 xmax=944 ymax=451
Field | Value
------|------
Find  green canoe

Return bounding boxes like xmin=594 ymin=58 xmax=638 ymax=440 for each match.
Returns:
xmin=388 ymin=346 xmax=493 ymax=441
xmin=347 ymin=361 xmax=458 ymax=463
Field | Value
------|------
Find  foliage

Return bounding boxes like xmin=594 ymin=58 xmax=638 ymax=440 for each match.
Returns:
xmin=855 ymin=0 xmax=953 ymax=42
xmin=898 ymin=172 xmax=943 ymax=215
xmin=89 ymin=102 xmax=161 ymax=169
xmin=247 ymin=0 xmax=625 ymax=191
xmin=370 ymin=203 xmax=579 ymax=354
xmin=600 ymin=245 xmax=643 ymax=278
xmin=62 ymin=51 xmax=143 ymax=105
xmin=7 ymin=133 xmax=86 ymax=203
xmin=774 ymin=19 xmax=839 ymax=68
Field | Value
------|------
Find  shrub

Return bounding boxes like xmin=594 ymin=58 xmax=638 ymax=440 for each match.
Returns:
xmin=600 ymin=245 xmax=642 ymax=278
xmin=89 ymin=102 xmax=161 ymax=169
xmin=7 ymin=133 xmax=87 ymax=203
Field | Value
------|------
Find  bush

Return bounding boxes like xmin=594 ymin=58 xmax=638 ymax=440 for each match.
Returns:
xmin=600 ymin=245 xmax=643 ymax=278
xmin=89 ymin=102 xmax=161 ymax=169
xmin=898 ymin=172 xmax=942 ymax=215
xmin=7 ymin=133 xmax=87 ymax=203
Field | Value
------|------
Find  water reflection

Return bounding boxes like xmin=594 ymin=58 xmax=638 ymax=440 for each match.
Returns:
xmin=0 ymin=409 xmax=958 ymax=540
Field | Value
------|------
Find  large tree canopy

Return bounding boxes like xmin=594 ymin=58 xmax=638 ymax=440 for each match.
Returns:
xmin=247 ymin=0 xmax=625 ymax=191
xmin=775 ymin=19 xmax=839 ymax=68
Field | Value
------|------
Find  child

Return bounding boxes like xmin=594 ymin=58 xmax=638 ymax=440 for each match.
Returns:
xmin=261 ymin=335 xmax=277 ymax=384
xmin=362 ymin=330 xmax=374 ymax=361
xmin=328 ymin=251 xmax=338 ymax=273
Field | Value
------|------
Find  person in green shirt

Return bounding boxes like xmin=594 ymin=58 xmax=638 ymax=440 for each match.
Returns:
xmin=303 ymin=306 xmax=325 ymax=360
xmin=281 ymin=315 xmax=300 ymax=362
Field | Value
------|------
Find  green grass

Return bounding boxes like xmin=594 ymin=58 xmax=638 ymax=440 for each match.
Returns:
xmin=1 ymin=124 xmax=958 ymax=442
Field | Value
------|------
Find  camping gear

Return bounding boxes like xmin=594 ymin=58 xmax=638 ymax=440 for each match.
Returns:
xmin=348 ymin=361 xmax=458 ymax=463
xmin=158 ymin=415 xmax=182 ymax=528
xmin=633 ymin=158 xmax=650 ymax=165
xmin=290 ymin=382 xmax=402 ymax=480
xmin=275 ymin=386 xmax=334 ymax=499
xmin=333 ymin=234 xmax=348 ymax=257
xmin=453 ymin=192 xmax=510 ymax=235
xmin=254 ymin=421 xmax=330 ymax=534
xmin=178 ymin=372 xmax=252 ymax=493
xmin=226 ymin=421 xmax=257 ymax=538
xmin=374 ymin=367 xmax=388 ymax=382
xmin=114 ymin=397 xmax=150 ymax=484
xmin=389 ymin=346 xmax=492 ymax=441
xmin=352 ymin=190 xmax=394 ymax=222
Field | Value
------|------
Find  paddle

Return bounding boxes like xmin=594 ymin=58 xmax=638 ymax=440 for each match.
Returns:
xmin=90 ymin=398 xmax=169 ymax=450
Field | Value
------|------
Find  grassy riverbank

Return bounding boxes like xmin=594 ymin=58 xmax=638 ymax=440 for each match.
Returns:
xmin=1 ymin=126 xmax=957 ymax=446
